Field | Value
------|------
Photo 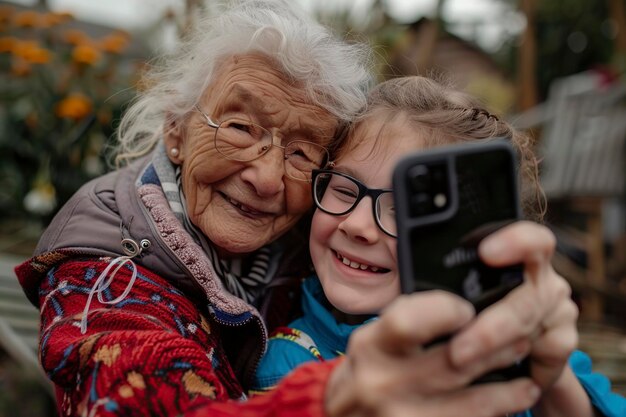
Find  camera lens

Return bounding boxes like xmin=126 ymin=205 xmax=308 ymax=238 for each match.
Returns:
xmin=410 ymin=192 xmax=432 ymax=216
xmin=408 ymin=165 xmax=430 ymax=192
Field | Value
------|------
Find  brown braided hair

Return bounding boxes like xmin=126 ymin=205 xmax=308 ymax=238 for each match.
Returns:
xmin=332 ymin=76 xmax=546 ymax=222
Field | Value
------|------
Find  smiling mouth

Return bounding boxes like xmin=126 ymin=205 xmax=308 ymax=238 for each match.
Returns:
xmin=334 ymin=250 xmax=390 ymax=273
xmin=220 ymin=192 xmax=267 ymax=216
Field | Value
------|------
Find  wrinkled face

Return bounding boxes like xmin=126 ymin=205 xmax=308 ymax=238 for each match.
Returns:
xmin=310 ymin=111 xmax=426 ymax=315
xmin=165 ymin=54 xmax=339 ymax=256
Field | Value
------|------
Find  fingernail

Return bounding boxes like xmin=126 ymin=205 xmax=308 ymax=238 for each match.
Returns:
xmin=528 ymin=384 xmax=541 ymax=402
xmin=480 ymin=237 xmax=503 ymax=258
xmin=460 ymin=301 xmax=476 ymax=319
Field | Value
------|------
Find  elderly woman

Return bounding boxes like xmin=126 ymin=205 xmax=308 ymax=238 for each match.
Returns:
xmin=17 ymin=0 xmax=368 ymax=413
xmin=14 ymin=1 xmax=622 ymax=417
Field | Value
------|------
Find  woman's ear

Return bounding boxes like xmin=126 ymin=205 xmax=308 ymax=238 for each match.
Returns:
xmin=164 ymin=115 xmax=184 ymax=164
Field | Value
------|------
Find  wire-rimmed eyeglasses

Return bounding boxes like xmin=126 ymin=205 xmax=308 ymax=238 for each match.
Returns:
xmin=194 ymin=105 xmax=330 ymax=182
xmin=312 ymin=169 xmax=396 ymax=237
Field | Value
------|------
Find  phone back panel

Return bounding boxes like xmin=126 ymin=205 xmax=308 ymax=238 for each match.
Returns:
xmin=393 ymin=140 xmax=523 ymax=312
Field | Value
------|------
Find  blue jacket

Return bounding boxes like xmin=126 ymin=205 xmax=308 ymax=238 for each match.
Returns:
xmin=253 ymin=278 xmax=625 ymax=417
xmin=252 ymin=276 xmax=363 ymax=391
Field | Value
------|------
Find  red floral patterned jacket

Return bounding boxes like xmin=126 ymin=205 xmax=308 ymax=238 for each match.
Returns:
xmin=16 ymin=256 xmax=336 ymax=417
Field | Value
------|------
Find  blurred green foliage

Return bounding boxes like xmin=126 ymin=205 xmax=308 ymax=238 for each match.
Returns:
xmin=494 ymin=0 xmax=620 ymax=101
xmin=0 ymin=5 xmax=138 ymax=225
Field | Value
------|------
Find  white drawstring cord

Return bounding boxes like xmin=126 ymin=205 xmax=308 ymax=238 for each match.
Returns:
xmin=80 ymin=256 xmax=138 ymax=334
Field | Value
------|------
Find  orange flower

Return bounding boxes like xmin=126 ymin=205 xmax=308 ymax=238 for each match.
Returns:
xmin=55 ymin=94 xmax=93 ymax=120
xmin=11 ymin=39 xmax=52 ymax=64
xmin=13 ymin=10 xmax=41 ymax=28
xmin=72 ymin=43 xmax=101 ymax=65
xmin=0 ymin=36 xmax=16 ymax=53
xmin=45 ymin=11 xmax=73 ymax=27
xmin=99 ymin=32 xmax=129 ymax=54
xmin=62 ymin=29 xmax=88 ymax=46
xmin=11 ymin=39 xmax=37 ymax=55
xmin=27 ymin=46 xmax=52 ymax=64
xmin=0 ymin=5 xmax=13 ymax=24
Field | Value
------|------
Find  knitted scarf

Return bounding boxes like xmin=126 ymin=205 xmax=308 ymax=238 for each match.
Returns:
xmin=150 ymin=144 xmax=276 ymax=306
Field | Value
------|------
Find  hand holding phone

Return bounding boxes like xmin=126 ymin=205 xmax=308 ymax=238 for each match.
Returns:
xmin=393 ymin=139 xmax=528 ymax=381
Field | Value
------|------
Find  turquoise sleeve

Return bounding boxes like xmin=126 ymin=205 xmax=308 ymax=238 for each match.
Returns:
xmin=251 ymin=337 xmax=321 ymax=393
xmin=569 ymin=350 xmax=626 ymax=417
xmin=513 ymin=350 xmax=625 ymax=417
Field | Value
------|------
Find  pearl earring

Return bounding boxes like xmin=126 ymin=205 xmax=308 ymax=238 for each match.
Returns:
xmin=170 ymin=148 xmax=179 ymax=157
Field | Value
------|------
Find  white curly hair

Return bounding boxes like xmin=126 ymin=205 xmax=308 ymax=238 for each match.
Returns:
xmin=113 ymin=0 xmax=374 ymax=165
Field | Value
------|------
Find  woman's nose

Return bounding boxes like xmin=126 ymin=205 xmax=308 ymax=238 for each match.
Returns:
xmin=240 ymin=145 xmax=286 ymax=197
xmin=338 ymin=198 xmax=380 ymax=244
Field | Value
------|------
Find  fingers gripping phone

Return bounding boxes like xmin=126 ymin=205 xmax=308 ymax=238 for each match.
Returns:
xmin=393 ymin=139 xmax=528 ymax=382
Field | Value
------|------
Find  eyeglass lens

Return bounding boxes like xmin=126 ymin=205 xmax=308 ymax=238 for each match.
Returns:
xmin=313 ymin=172 xmax=396 ymax=236
xmin=214 ymin=119 xmax=328 ymax=181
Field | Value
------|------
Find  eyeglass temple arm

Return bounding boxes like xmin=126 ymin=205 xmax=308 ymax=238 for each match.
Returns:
xmin=194 ymin=104 xmax=220 ymax=128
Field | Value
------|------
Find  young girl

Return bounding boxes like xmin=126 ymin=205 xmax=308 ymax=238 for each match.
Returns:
xmin=252 ymin=76 xmax=624 ymax=417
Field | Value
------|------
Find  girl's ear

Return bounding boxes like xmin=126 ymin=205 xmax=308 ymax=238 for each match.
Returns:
xmin=163 ymin=114 xmax=184 ymax=164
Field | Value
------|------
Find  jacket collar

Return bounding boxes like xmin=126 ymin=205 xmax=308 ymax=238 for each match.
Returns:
xmin=299 ymin=277 xmax=371 ymax=355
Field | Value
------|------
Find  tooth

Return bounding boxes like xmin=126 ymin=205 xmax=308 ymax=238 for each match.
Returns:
xmin=350 ymin=261 xmax=360 ymax=268
xmin=360 ymin=264 xmax=367 ymax=270
xmin=371 ymin=266 xmax=379 ymax=272
xmin=342 ymin=257 xmax=350 ymax=266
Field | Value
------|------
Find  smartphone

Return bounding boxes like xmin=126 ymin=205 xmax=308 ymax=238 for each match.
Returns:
xmin=393 ymin=139 xmax=528 ymax=382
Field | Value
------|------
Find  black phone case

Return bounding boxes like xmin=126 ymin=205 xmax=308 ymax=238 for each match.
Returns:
xmin=393 ymin=139 xmax=528 ymax=382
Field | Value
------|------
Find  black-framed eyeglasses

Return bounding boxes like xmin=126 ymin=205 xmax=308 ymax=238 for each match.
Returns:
xmin=312 ymin=169 xmax=396 ymax=237
xmin=194 ymin=105 xmax=330 ymax=182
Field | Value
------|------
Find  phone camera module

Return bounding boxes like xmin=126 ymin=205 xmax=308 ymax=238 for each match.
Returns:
xmin=410 ymin=192 xmax=432 ymax=216
xmin=406 ymin=162 xmax=450 ymax=217
xmin=408 ymin=165 xmax=430 ymax=192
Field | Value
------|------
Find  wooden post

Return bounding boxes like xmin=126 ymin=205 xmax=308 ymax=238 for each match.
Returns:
xmin=572 ymin=197 xmax=606 ymax=321
xmin=609 ymin=0 xmax=626 ymax=73
xmin=414 ymin=20 xmax=439 ymax=74
xmin=414 ymin=0 xmax=445 ymax=74
xmin=609 ymin=0 xmax=626 ymax=54
xmin=518 ymin=0 xmax=538 ymax=111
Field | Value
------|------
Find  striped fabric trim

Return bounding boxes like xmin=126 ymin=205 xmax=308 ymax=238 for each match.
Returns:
xmin=270 ymin=327 xmax=324 ymax=361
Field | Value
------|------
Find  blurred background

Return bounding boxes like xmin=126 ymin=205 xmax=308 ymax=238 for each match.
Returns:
xmin=0 ymin=0 xmax=624 ymax=415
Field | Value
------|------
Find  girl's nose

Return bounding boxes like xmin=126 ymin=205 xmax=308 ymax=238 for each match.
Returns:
xmin=338 ymin=197 xmax=380 ymax=244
